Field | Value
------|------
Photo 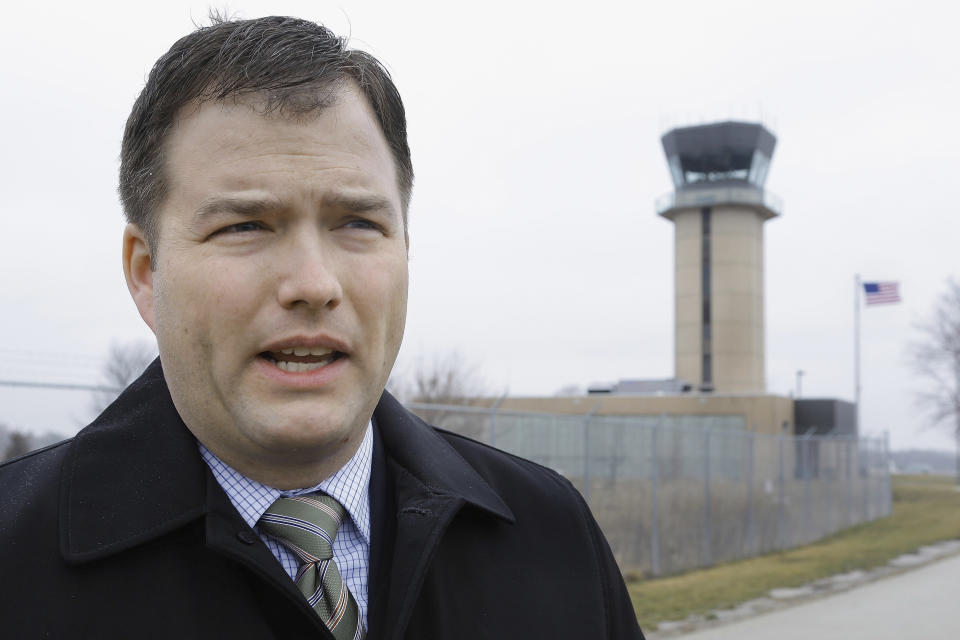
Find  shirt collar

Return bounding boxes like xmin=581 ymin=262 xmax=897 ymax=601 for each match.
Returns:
xmin=198 ymin=422 xmax=373 ymax=545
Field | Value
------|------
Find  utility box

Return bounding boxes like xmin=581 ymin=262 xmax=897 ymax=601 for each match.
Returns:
xmin=794 ymin=398 xmax=858 ymax=437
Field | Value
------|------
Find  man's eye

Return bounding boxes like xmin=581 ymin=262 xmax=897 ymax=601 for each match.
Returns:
xmin=217 ymin=221 xmax=265 ymax=234
xmin=343 ymin=218 xmax=380 ymax=231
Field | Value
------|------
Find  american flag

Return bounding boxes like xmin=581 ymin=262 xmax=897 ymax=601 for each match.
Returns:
xmin=863 ymin=281 xmax=900 ymax=305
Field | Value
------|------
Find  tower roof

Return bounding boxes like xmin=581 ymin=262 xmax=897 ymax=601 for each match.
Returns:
xmin=662 ymin=121 xmax=777 ymax=189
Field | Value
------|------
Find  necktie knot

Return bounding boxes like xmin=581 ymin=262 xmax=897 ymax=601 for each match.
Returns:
xmin=259 ymin=493 xmax=364 ymax=639
xmin=260 ymin=494 xmax=345 ymax=564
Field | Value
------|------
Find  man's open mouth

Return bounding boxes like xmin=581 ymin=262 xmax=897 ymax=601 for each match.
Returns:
xmin=260 ymin=347 xmax=345 ymax=373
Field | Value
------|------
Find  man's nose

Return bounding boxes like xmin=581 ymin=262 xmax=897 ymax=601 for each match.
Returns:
xmin=276 ymin=236 xmax=343 ymax=311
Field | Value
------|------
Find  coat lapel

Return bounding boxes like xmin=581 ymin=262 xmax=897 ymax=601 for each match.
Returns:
xmin=371 ymin=393 xmax=515 ymax=640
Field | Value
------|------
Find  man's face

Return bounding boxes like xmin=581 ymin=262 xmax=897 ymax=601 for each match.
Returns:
xmin=124 ymin=85 xmax=408 ymax=487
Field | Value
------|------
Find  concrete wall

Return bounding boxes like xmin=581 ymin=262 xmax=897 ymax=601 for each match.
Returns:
xmin=472 ymin=393 xmax=795 ymax=437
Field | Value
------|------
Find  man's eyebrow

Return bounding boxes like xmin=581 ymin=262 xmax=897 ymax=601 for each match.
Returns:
xmin=194 ymin=196 xmax=280 ymax=219
xmin=193 ymin=193 xmax=397 ymax=219
xmin=324 ymin=192 xmax=396 ymax=215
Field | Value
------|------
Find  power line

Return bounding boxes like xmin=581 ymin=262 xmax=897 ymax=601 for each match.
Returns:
xmin=0 ymin=344 xmax=157 ymax=388
xmin=0 ymin=347 xmax=108 ymax=365
xmin=0 ymin=379 xmax=120 ymax=393
xmin=0 ymin=348 xmax=107 ymax=382
xmin=0 ymin=361 xmax=103 ymax=376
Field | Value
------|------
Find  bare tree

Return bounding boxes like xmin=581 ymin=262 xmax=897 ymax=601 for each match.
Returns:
xmin=553 ymin=384 xmax=585 ymax=397
xmin=389 ymin=352 xmax=492 ymax=439
xmin=89 ymin=340 xmax=158 ymax=416
xmin=3 ymin=430 xmax=32 ymax=461
xmin=908 ymin=277 xmax=960 ymax=485
xmin=392 ymin=352 xmax=488 ymax=404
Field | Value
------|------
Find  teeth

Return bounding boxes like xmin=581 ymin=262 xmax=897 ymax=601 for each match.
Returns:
xmin=274 ymin=357 xmax=335 ymax=373
xmin=278 ymin=347 xmax=334 ymax=357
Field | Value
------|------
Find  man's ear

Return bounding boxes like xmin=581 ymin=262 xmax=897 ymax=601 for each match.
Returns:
xmin=122 ymin=223 xmax=156 ymax=332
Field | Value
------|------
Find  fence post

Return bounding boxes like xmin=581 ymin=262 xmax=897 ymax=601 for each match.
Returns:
xmin=487 ymin=393 xmax=507 ymax=449
xmin=875 ymin=438 xmax=882 ymax=518
xmin=778 ymin=435 xmax=786 ymax=550
xmin=802 ymin=432 xmax=811 ymax=544
xmin=745 ymin=431 xmax=755 ymax=557
xmin=703 ymin=429 xmax=712 ymax=567
xmin=884 ymin=431 xmax=892 ymax=516
xmin=824 ymin=436 xmax=833 ymax=536
xmin=862 ymin=438 xmax=870 ymax=522
xmin=845 ymin=437 xmax=853 ymax=526
xmin=650 ymin=417 xmax=661 ymax=577
xmin=869 ymin=438 xmax=878 ymax=519
xmin=582 ymin=407 xmax=598 ymax=506
xmin=873 ymin=437 xmax=883 ymax=518
xmin=878 ymin=438 xmax=885 ymax=517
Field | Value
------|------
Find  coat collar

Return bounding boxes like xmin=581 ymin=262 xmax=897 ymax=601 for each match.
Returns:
xmin=373 ymin=392 xmax=513 ymax=524
xmin=60 ymin=359 xmax=513 ymax=563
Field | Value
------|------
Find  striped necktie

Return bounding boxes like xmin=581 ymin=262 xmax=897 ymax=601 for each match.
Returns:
xmin=260 ymin=494 xmax=365 ymax=640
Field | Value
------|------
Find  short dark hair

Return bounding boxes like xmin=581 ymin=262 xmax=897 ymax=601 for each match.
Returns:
xmin=119 ymin=15 xmax=413 ymax=254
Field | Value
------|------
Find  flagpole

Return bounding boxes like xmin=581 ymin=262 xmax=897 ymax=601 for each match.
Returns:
xmin=855 ymin=274 xmax=861 ymax=434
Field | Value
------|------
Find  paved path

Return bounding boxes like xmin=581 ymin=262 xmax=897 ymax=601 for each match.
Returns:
xmin=674 ymin=552 xmax=960 ymax=640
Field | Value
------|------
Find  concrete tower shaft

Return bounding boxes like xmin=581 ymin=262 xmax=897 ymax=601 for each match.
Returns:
xmin=657 ymin=121 xmax=781 ymax=394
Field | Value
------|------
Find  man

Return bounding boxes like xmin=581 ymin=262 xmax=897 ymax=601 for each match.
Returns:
xmin=0 ymin=16 xmax=643 ymax=639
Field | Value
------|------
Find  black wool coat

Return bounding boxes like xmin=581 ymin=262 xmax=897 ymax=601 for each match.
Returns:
xmin=0 ymin=361 xmax=644 ymax=639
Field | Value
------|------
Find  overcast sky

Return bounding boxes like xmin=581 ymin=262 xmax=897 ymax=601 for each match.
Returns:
xmin=1 ymin=0 xmax=957 ymax=451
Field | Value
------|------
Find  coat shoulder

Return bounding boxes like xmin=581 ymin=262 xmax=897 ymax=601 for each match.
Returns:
xmin=0 ymin=438 xmax=71 ymax=521
xmin=430 ymin=427 xmax=603 ymax=559
xmin=0 ymin=438 xmax=71 ymax=568
xmin=434 ymin=426 xmax=579 ymax=502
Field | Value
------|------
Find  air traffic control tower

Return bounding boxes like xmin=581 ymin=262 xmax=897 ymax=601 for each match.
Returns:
xmin=657 ymin=121 xmax=781 ymax=394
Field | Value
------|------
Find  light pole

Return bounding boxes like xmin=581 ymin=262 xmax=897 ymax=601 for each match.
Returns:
xmin=796 ymin=369 xmax=805 ymax=398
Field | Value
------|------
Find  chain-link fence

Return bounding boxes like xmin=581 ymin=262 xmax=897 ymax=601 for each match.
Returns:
xmin=408 ymin=403 xmax=892 ymax=577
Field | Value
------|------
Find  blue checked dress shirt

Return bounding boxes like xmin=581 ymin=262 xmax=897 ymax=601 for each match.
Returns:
xmin=199 ymin=423 xmax=372 ymax=629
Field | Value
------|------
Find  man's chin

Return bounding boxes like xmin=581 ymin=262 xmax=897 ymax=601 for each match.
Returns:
xmin=252 ymin=418 xmax=365 ymax=458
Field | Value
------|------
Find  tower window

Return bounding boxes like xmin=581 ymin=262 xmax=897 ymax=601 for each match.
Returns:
xmin=701 ymin=207 xmax=712 ymax=386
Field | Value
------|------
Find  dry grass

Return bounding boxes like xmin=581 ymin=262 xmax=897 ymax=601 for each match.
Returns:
xmin=627 ymin=474 xmax=960 ymax=631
